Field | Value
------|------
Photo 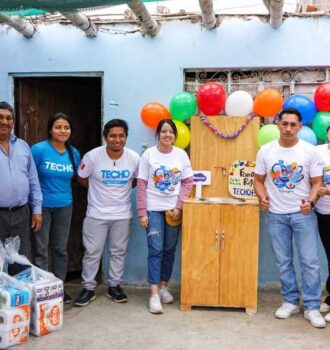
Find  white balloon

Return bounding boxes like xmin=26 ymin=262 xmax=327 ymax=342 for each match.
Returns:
xmin=225 ymin=90 xmax=254 ymax=116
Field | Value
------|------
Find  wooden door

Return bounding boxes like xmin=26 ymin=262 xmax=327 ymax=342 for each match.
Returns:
xmin=181 ymin=203 xmax=220 ymax=307
xmin=14 ymin=77 xmax=102 ymax=273
xmin=218 ymin=205 xmax=259 ymax=308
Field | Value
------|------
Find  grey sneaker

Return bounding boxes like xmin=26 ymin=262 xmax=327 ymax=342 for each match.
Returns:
xmin=275 ymin=302 xmax=300 ymax=319
xmin=304 ymin=309 xmax=326 ymax=328
xmin=159 ymin=286 xmax=174 ymax=304
xmin=149 ymin=294 xmax=163 ymax=314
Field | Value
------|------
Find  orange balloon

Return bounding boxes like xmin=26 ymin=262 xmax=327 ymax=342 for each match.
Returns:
xmin=253 ymin=88 xmax=283 ymax=117
xmin=141 ymin=102 xmax=171 ymax=128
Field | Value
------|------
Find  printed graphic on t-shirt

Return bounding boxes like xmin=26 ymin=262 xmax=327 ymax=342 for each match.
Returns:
xmin=80 ymin=161 xmax=85 ymax=170
xmin=270 ymin=160 xmax=304 ymax=190
xmin=153 ymin=165 xmax=181 ymax=194
xmin=101 ymin=169 xmax=131 ymax=185
xmin=324 ymin=165 xmax=330 ymax=185
xmin=45 ymin=161 xmax=73 ymax=172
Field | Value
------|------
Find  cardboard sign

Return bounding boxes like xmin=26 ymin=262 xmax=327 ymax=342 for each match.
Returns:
xmin=193 ymin=171 xmax=211 ymax=185
xmin=193 ymin=171 xmax=211 ymax=198
xmin=228 ymin=160 xmax=257 ymax=199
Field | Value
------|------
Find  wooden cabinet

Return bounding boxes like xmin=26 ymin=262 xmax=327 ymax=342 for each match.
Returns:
xmin=181 ymin=202 xmax=259 ymax=314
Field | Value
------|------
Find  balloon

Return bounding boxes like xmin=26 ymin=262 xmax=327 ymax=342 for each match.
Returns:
xmin=254 ymin=88 xmax=283 ymax=117
xmin=141 ymin=102 xmax=170 ymax=129
xmin=225 ymin=90 xmax=253 ymax=116
xmin=173 ymin=120 xmax=191 ymax=149
xmin=169 ymin=92 xmax=197 ymax=121
xmin=257 ymin=124 xmax=280 ymax=147
xmin=314 ymin=82 xmax=330 ymax=112
xmin=298 ymin=126 xmax=317 ymax=145
xmin=283 ymin=95 xmax=317 ymax=125
xmin=196 ymin=82 xmax=226 ymax=116
xmin=312 ymin=111 xmax=330 ymax=141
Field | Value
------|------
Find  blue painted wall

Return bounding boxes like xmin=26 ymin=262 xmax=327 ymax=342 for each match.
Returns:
xmin=1 ymin=16 xmax=329 ymax=286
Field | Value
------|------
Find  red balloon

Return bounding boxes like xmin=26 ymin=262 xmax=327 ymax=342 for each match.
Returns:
xmin=314 ymin=82 xmax=330 ymax=112
xmin=196 ymin=82 xmax=226 ymax=116
xmin=141 ymin=102 xmax=171 ymax=128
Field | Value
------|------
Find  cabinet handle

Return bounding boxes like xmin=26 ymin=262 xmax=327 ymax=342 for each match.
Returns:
xmin=221 ymin=229 xmax=225 ymax=251
xmin=215 ymin=229 xmax=219 ymax=251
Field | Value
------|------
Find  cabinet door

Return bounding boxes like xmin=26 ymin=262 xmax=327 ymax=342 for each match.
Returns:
xmin=218 ymin=205 xmax=259 ymax=308
xmin=181 ymin=204 xmax=220 ymax=306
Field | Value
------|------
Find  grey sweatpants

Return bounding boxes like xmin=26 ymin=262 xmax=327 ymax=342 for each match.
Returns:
xmin=31 ymin=205 xmax=73 ymax=281
xmin=81 ymin=216 xmax=132 ymax=290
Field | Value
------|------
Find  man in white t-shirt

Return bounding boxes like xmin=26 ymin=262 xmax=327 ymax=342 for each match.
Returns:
xmin=254 ymin=107 xmax=325 ymax=328
xmin=74 ymin=119 xmax=140 ymax=307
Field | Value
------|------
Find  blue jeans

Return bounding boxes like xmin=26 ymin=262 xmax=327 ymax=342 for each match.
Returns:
xmin=268 ymin=211 xmax=321 ymax=310
xmin=146 ymin=211 xmax=181 ymax=285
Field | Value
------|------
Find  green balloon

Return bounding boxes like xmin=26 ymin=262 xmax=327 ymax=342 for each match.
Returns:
xmin=169 ymin=92 xmax=197 ymax=121
xmin=257 ymin=124 xmax=280 ymax=147
xmin=312 ymin=111 xmax=330 ymax=141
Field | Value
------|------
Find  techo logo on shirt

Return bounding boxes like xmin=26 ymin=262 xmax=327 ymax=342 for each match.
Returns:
xmin=45 ymin=161 xmax=73 ymax=172
xmin=101 ymin=169 xmax=131 ymax=185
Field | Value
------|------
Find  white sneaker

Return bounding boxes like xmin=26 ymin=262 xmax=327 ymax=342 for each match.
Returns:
xmin=304 ymin=309 xmax=326 ymax=328
xmin=325 ymin=312 xmax=330 ymax=322
xmin=149 ymin=294 xmax=163 ymax=314
xmin=275 ymin=303 xmax=300 ymax=319
xmin=159 ymin=286 xmax=174 ymax=304
xmin=320 ymin=302 xmax=330 ymax=313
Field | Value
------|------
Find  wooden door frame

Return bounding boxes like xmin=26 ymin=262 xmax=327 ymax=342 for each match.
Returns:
xmin=9 ymin=72 xmax=104 ymax=131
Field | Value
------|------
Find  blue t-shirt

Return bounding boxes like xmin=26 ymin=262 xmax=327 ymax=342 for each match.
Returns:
xmin=31 ymin=140 xmax=80 ymax=208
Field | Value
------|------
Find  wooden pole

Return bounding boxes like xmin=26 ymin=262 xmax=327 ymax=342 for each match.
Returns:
xmin=263 ymin=0 xmax=284 ymax=28
xmin=127 ymin=0 xmax=159 ymax=36
xmin=0 ymin=14 xmax=35 ymax=38
xmin=199 ymin=0 xmax=217 ymax=29
xmin=61 ymin=12 xmax=97 ymax=38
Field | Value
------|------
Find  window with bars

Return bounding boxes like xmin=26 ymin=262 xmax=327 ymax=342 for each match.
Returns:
xmin=184 ymin=67 xmax=330 ymax=101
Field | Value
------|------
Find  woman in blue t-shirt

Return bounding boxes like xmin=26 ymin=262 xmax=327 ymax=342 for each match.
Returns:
xmin=31 ymin=112 xmax=80 ymax=304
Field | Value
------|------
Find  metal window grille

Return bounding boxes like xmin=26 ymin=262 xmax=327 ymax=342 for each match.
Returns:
xmin=184 ymin=67 xmax=330 ymax=100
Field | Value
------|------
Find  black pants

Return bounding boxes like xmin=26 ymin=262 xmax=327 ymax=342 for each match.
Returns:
xmin=0 ymin=205 xmax=31 ymax=259
xmin=316 ymin=211 xmax=330 ymax=300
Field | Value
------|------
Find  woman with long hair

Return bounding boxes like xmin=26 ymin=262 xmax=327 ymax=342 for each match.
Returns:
xmin=137 ymin=119 xmax=193 ymax=314
xmin=31 ymin=112 xmax=80 ymax=304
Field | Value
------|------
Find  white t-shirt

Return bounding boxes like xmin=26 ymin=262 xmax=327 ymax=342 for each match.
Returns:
xmin=255 ymin=139 xmax=323 ymax=214
xmin=138 ymin=145 xmax=193 ymax=211
xmin=315 ymin=143 xmax=330 ymax=215
xmin=78 ymin=146 xmax=140 ymax=220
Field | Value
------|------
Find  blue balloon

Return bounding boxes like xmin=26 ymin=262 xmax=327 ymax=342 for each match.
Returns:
xmin=283 ymin=95 xmax=317 ymax=125
xmin=298 ymin=126 xmax=317 ymax=145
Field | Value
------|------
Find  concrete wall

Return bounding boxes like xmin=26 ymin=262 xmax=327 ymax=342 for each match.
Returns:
xmin=1 ymin=16 xmax=329 ymax=286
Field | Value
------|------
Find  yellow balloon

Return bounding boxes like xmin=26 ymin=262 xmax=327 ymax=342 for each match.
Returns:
xmin=173 ymin=120 xmax=191 ymax=149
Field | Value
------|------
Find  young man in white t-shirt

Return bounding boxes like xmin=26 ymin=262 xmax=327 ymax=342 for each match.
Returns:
xmin=254 ymin=107 xmax=325 ymax=328
xmin=74 ymin=119 xmax=140 ymax=307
